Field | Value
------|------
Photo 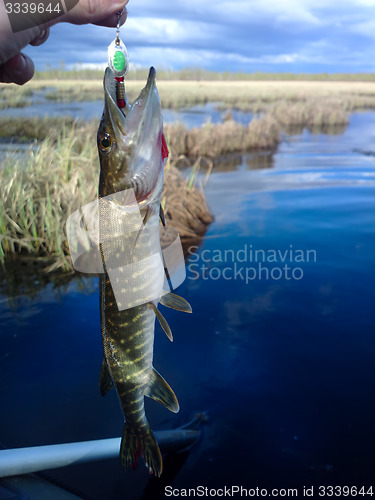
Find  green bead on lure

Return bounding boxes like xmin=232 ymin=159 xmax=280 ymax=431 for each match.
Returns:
xmin=113 ymin=51 xmax=126 ymax=73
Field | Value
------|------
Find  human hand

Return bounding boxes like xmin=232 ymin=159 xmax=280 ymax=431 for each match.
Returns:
xmin=0 ymin=0 xmax=128 ymax=85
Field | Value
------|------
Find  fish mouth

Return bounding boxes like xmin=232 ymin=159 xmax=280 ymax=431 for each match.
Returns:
xmin=102 ymin=66 xmax=163 ymax=201
xmin=103 ymin=66 xmax=157 ymax=138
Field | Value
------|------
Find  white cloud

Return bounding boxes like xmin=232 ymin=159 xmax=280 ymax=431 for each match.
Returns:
xmin=69 ymin=62 xmax=107 ymax=71
xmin=125 ymin=17 xmax=216 ymax=45
xmin=129 ymin=46 xmax=302 ymax=70
xmin=350 ymin=19 xmax=375 ymax=38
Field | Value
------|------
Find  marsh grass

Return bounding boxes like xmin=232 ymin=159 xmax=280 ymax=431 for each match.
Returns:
xmin=162 ymin=161 xmax=213 ymax=245
xmin=164 ymin=114 xmax=280 ymax=159
xmin=270 ymin=98 xmax=349 ymax=132
xmin=0 ymin=122 xmax=98 ymax=271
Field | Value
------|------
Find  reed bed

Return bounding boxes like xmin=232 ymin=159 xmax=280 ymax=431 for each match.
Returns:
xmin=270 ymin=98 xmax=349 ymax=132
xmin=164 ymin=114 xmax=280 ymax=159
xmin=162 ymin=162 xmax=214 ymax=242
xmin=0 ymin=111 xmax=281 ymax=161
xmin=0 ymin=122 xmax=213 ymax=272
xmin=0 ymin=122 xmax=98 ymax=271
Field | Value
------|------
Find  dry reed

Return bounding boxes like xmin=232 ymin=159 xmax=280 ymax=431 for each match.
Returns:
xmin=162 ymin=162 xmax=214 ymax=242
xmin=164 ymin=114 xmax=280 ymax=159
xmin=270 ymin=98 xmax=349 ymax=131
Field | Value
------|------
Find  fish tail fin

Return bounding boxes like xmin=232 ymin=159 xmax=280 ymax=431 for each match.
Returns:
xmin=120 ymin=423 xmax=163 ymax=477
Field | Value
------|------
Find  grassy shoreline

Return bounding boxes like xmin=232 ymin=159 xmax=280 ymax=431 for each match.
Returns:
xmin=32 ymin=68 xmax=375 ymax=82
xmin=1 ymin=79 xmax=375 ymax=111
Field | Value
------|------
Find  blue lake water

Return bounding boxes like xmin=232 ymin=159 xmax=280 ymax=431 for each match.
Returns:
xmin=0 ymin=111 xmax=375 ymax=498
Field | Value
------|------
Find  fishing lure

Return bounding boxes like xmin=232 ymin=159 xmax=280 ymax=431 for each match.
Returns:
xmin=107 ymin=10 xmax=129 ymax=110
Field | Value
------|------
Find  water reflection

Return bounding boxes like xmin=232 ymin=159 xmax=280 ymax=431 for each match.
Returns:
xmin=213 ymin=154 xmax=242 ymax=172
xmin=185 ymin=152 xmax=275 ymax=175
xmin=0 ymin=259 xmax=94 ymax=307
xmin=213 ymin=152 xmax=275 ymax=172
xmin=247 ymin=152 xmax=274 ymax=170
xmin=282 ymin=123 xmax=348 ymax=136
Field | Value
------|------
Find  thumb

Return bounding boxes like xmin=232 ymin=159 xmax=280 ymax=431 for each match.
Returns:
xmin=0 ymin=52 xmax=35 ymax=85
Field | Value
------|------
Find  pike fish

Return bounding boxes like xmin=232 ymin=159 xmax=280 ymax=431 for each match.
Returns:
xmin=97 ymin=66 xmax=191 ymax=477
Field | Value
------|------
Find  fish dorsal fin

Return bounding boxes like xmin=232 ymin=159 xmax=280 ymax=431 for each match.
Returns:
xmin=144 ymin=367 xmax=179 ymax=413
xmin=160 ymin=293 xmax=192 ymax=313
xmin=150 ymin=302 xmax=173 ymax=342
xmin=99 ymin=358 xmax=114 ymax=397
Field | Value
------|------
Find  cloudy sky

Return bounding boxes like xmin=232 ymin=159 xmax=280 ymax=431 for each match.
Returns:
xmin=24 ymin=0 xmax=375 ymax=73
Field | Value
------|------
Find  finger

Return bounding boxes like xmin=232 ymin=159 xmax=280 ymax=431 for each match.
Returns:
xmin=0 ymin=52 xmax=35 ymax=85
xmin=92 ymin=8 xmax=127 ymax=28
xmin=29 ymin=28 xmax=50 ymax=47
xmin=61 ymin=0 xmax=129 ymax=26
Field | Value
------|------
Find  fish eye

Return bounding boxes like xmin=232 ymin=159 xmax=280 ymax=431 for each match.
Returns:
xmin=100 ymin=134 xmax=112 ymax=152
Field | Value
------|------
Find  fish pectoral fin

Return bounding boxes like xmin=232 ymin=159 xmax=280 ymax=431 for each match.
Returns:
xmin=142 ymin=205 xmax=152 ymax=226
xmin=131 ymin=206 xmax=151 ymax=251
xmin=159 ymin=204 xmax=166 ymax=226
xmin=99 ymin=358 xmax=114 ymax=397
xmin=150 ymin=302 xmax=173 ymax=342
xmin=145 ymin=367 xmax=180 ymax=413
xmin=160 ymin=292 xmax=192 ymax=313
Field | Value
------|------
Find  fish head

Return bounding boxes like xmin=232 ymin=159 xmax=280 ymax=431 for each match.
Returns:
xmin=97 ymin=66 xmax=164 ymax=204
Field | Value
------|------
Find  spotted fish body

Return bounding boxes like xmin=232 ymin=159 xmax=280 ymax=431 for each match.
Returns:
xmin=97 ymin=67 xmax=183 ymax=476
